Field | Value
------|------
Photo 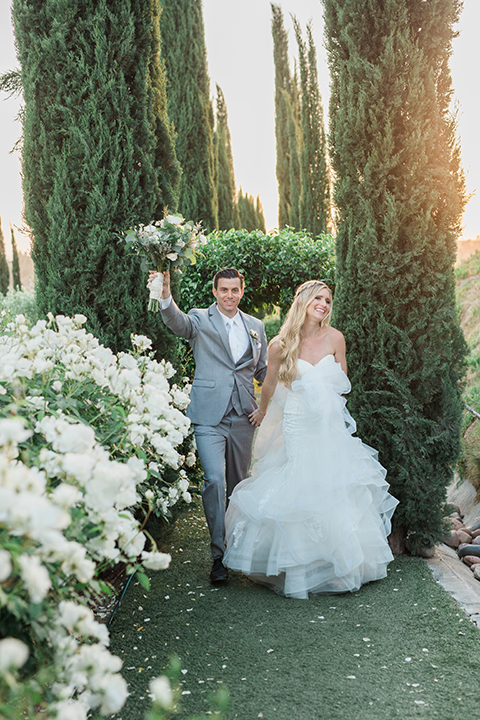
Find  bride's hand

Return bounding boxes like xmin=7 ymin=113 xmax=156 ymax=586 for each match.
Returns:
xmin=249 ymin=408 xmax=265 ymax=427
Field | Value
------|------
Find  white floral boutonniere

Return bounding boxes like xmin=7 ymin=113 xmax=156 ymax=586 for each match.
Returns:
xmin=249 ymin=328 xmax=261 ymax=349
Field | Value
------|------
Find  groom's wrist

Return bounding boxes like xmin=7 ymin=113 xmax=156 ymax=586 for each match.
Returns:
xmin=159 ymin=295 xmax=173 ymax=310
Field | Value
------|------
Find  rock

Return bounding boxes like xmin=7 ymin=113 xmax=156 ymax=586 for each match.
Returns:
xmin=462 ymin=555 xmax=480 ymax=567
xmin=472 ymin=537 xmax=480 ymax=545
xmin=444 ymin=503 xmax=463 ymax=517
xmin=469 ymin=517 xmax=480 ymax=532
xmin=416 ymin=547 xmax=435 ymax=558
xmin=453 ymin=517 xmax=466 ymax=531
xmin=457 ymin=530 xmax=473 ymax=544
xmin=474 ymin=565 xmax=480 ymax=581
xmin=471 ymin=528 xmax=480 ymax=539
xmin=458 ymin=544 xmax=480 ymax=559
xmin=444 ymin=531 xmax=460 ymax=549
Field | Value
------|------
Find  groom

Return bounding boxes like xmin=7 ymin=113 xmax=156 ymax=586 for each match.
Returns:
xmin=154 ymin=268 xmax=268 ymax=583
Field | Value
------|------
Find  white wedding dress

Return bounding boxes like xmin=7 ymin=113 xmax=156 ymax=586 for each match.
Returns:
xmin=223 ymin=355 xmax=398 ymax=599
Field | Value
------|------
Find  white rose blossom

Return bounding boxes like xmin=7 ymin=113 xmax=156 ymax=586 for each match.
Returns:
xmin=0 ymin=637 xmax=30 ymax=673
xmin=150 ymin=675 xmax=174 ymax=709
xmin=18 ymin=554 xmax=52 ymax=603
xmin=141 ymin=551 xmax=171 ymax=571
xmin=131 ymin=334 xmax=153 ymax=352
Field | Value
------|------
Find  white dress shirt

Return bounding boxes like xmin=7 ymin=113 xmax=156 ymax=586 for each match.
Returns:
xmin=218 ymin=309 xmax=250 ymax=363
xmin=160 ymin=296 xmax=250 ymax=363
xmin=159 ymin=295 xmax=173 ymax=310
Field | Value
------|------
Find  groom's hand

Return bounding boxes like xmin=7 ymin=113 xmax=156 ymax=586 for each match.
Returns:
xmin=147 ymin=270 xmax=171 ymax=299
xmin=161 ymin=270 xmax=171 ymax=298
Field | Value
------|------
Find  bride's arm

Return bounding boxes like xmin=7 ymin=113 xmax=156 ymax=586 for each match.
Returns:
xmin=332 ymin=329 xmax=347 ymax=375
xmin=249 ymin=341 xmax=282 ymax=427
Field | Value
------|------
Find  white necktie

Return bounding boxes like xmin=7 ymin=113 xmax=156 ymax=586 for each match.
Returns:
xmin=225 ymin=321 xmax=236 ymax=360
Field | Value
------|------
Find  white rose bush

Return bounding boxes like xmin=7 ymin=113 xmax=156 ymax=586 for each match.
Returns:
xmin=0 ymin=312 xmax=198 ymax=718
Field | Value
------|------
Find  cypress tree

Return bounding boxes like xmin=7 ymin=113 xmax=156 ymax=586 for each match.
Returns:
xmin=236 ymin=189 xmax=264 ymax=233
xmin=0 ymin=222 xmax=9 ymax=295
xmin=324 ymin=0 xmax=467 ymax=552
xmin=10 ymin=227 xmax=21 ymax=291
xmin=255 ymin=196 xmax=267 ymax=234
xmin=160 ymin=0 xmax=217 ymax=231
xmin=287 ymin=67 xmax=302 ymax=231
xmin=293 ymin=18 xmax=331 ymax=235
xmin=215 ymin=84 xmax=236 ymax=231
xmin=271 ymin=3 xmax=301 ymax=229
xmin=13 ymin=0 xmax=180 ymax=357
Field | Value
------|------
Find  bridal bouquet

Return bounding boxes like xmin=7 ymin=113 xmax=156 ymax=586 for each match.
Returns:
xmin=123 ymin=213 xmax=205 ymax=312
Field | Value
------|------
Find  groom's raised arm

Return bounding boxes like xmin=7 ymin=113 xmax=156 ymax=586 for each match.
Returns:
xmin=152 ymin=270 xmax=199 ymax=340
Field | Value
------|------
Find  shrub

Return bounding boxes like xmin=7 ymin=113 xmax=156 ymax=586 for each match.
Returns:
xmin=0 ymin=314 xmax=196 ymax=718
xmin=179 ymin=227 xmax=336 ymax=316
xmin=0 ymin=288 xmax=37 ymax=328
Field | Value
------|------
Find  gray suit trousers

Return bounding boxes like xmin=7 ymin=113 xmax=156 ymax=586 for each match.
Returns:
xmin=194 ymin=409 xmax=255 ymax=559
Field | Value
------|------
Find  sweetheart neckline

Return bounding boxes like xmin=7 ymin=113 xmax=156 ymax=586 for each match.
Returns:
xmin=297 ymin=354 xmax=334 ymax=367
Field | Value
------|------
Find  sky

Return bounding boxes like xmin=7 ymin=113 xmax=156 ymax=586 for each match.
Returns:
xmin=0 ymin=0 xmax=479 ymax=257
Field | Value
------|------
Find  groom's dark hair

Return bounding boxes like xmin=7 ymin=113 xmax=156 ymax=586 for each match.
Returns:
xmin=213 ymin=268 xmax=245 ymax=290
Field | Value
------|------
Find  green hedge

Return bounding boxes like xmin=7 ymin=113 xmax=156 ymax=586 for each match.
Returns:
xmin=179 ymin=227 xmax=336 ymax=317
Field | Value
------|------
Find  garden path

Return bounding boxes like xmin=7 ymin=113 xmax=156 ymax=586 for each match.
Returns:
xmin=106 ymin=499 xmax=480 ymax=720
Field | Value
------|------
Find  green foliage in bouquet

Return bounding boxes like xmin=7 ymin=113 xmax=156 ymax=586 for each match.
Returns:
xmin=124 ymin=215 xmax=204 ymax=274
xmin=123 ymin=213 xmax=206 ymax=312
xmin=324 ymin=0 xmax=467 ymax=552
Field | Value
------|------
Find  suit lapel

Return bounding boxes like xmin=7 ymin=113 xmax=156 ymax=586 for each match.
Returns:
xmin=239 ymin=311 xmax=259 ymax=364
xmin=208 ymin=303 xmax=234 ymax=361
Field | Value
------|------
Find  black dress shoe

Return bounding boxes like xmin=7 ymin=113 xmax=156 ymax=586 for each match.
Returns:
xmin=210 ymin=558 xmax=229 ymax=584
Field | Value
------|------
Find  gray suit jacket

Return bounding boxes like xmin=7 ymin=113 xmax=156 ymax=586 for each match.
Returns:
xmin=161 ymin=300 xmax=268 ymax=426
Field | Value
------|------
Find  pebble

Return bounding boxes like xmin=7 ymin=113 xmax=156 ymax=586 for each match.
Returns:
xmin=444 ymin=530 xmax=460 ymax=549
xmin=443 ymin=512 xmax=480 ymax=584
xmin=461 ymin=555 xmax=480 ymax=567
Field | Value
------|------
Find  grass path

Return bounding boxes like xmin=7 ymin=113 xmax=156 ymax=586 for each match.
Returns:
xmin=108 ymin=499 xmax=480 ymax=720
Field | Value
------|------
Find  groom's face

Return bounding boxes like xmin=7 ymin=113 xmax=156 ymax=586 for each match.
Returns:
xmin=213 ymin=278 xmax=244 ymax=318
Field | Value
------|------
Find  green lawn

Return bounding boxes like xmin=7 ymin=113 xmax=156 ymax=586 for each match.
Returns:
xmin=107 ymin=500 xmax=480 ymax=720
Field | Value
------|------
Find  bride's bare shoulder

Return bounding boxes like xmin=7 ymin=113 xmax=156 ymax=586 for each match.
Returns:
xmin=327 ymin=326 xmax=345 ymax=341
xmin=268 ymin=339 xmax=283 ymax=358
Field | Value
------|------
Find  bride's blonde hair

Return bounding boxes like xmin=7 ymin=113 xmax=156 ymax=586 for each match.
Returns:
xmin=273 ymin=280 xmax=333 ymax=388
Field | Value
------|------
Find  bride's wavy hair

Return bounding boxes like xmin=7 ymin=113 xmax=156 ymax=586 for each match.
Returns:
xmin=273 ymin=280 xmax=333 ymax=388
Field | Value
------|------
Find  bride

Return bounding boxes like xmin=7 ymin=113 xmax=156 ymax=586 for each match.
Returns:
xmin=223 ymin=280 xmax=398 ymax=599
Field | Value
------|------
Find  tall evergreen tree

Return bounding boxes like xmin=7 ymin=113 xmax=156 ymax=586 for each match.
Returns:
xmin=271 ymin=3 xmax=301 ymax=229
xmin=10 ymin=227 xmax=21 ymax=291
xmin=215 ymin=84 xmax=236 ymax=230
xmin=236 ymin=189 xmax=266 ymax=233
xmin=324 ymin=0 xmax=467 ymax=552
xmin=255 ymin=196 xmax=267 ymax=234
xmin=0 ymin=222 xmax=9 ymax=295
xmin=160 ymin=0 xmax=217 ymax=231
xmin=13 ymin=0 xmax=180 ymax=357
xmin=293 ymin=19 xmax=331 ymax=235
